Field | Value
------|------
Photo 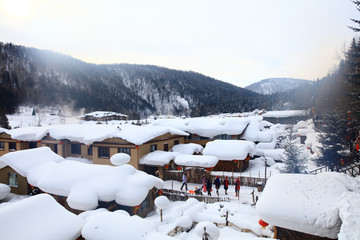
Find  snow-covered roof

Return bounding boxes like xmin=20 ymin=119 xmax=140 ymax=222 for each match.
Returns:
xmin=0 ymin=147 xmax=64 ymax=176
xmin=5 ymin=124 xmax=188 ymax=145
xmin=241 ymin=116 xmax=273 ymax=142
xmin=171 ymin=143 xmax=203 ymax=155
xmin=262 ymin=110 xmax=308 ymax=118
xmin=0 ymin=194 xmax=83 ymax=240
xmin=174 ymin=154 xmax=218 ymax=168
xmin=139 ymin=150 xmax=180 ymax=166
xmin=83 ymin=111 xmax=128 ymax=118
xmin=256 ymin=173 xmax=360 ymax=239
xmin=255 ymin=148 xmax=285 ymax=161
xmin=0 ymin=148 xmax=164 ymax=210
xmin=203 ymin=140 xmax=256 ymax=160
xmin=154 ymin=117 xmax=250 ymax=138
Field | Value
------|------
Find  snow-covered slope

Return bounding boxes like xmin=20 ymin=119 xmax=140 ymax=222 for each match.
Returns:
xmin=245 ymin=78 xmax=313 ymax=95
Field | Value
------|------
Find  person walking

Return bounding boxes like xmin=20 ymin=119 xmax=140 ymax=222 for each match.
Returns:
xmin=214 ymin=176 xmax=221 ymax=196
xmin=223 ymin=176 xmax=229 ymax=195
xmin=180 ymin=173 xmax=188 ymax=191
xmin=206 ymin=178 xmax=212 ymax=196
xmin=235 ymin=178 xmax=241 ymax=197
xmin=202 ymin=175 xmax=206 ymax=192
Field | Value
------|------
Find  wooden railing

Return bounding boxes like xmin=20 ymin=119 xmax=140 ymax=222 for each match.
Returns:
xmin=309 ymin=162 xmax=360 ymax=177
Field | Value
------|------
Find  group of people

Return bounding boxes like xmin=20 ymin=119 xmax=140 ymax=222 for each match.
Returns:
xmin=181 ymin=173 xmax=241 ymax=197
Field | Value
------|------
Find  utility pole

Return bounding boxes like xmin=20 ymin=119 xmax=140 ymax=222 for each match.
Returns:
xmin=264 ymin=157 xmax=267 ymax=185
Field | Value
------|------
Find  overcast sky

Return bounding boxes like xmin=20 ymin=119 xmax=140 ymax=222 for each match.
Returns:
xmin=0 ymin=0 xmax=358 ymax=87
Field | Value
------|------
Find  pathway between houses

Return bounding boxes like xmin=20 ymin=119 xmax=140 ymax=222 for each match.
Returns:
xmin=163 ymin=180 xmax=261 ymax=204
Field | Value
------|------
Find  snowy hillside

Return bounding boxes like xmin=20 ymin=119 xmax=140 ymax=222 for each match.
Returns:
xmin=245 ymin=78 xmax=313 ymax=95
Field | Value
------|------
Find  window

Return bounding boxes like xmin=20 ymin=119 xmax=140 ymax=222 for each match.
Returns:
xmin=0 ymin=141 xmax=4 ymax=150
xmin=216 ymin=134 xmax=231 ymax=140
xmin=150 ymin=144 xmax=157 ymax=152
xmin=139 ymin=194 xmax=150 ymax=212
xmin=163 ymin=143 xmax=169 ymax=151
xmin=118 ymin=147 xmax=131 ymax=155
xmin=8 ymin=172 xmax=18 ymax=187
xmin=29 ymin=142 xmax=37 ymax=149
xmin=9 ymin=142 xmax=16 ymax=151
xmin=71 ymin=144 xmax=81 ymax=155
xmin=174 ymin=140 xmax=179 ymax=146
xmin=98 ymin=147 xmax=110 ymax=158
xmin=87 ymin=145 xmax=93 ymax=156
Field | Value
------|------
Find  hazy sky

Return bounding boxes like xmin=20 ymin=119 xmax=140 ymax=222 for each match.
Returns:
xmin=0 ymin=0 xmax=358 ymax=87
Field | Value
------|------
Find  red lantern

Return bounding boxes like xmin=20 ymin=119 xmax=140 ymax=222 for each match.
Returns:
xmin=356 ymin=144 xmax=359 ymax=151
xmin=164 ymin=165 xmax=169 ymax=169
xmin=60 ymin=141 xmax=63 ymax=145
xmin=259 ymin=219 xmax=269 ymax=229
xmin=206 ymin=168 xmax=210 ymax=172
xmin=177 ymin=166 xmax=182 ymax=171
xmin=135 ymin=145 xmax=139 ymax=149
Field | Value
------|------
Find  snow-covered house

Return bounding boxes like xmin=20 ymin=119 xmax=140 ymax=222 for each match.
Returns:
xmin=0 ymin=147 xmax=164 ymax=217
xmin=256 ymin=173 xmax=360 ymax=240
xmin=203 ymin=140 xmax=256 ymax=172
xmin=262 ymin=110 xmax=309 ymax=124
xmin=0 ymin=124 xmax=189 ymax=172
xmin=81 ymin=111 xmax=128 ymax=121
xmin=154 ymin=117 xmax=250 ymax=146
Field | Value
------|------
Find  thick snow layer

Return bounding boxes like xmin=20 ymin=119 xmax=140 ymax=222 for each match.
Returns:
xmin=154 ymin=117 xmax=250 ymax=138
xmin=256 ymin=173 xmax=360 ymax=239
xmin=195 ymin=221 xmax=220 ymax=239
xmin=140 ymin=150 xmax=180 ymax=166
xmin=337 ymin=192 xmax=360 ymax=240
xmin=35 ymin=161 xmax=164 ymax=210
xmin=110 ymin=153 xmax=130 ymax=166
xmin=0 ymin=147 xmax=64 ymax=177
xmin=262 ymin=110 xmax=307 ymax=118
xmin=171 ymin=143 xmax=204 ymax=155
xmin=155 ymin=196 xmax=170 ymax=209
xmin=175 ymin=154 xmax=219 ymax=168
xmin=81 ymin=211 xmax=161 ymax=240
xmin=6 ymin=124 xmax=188 ymax=146
xmin=203 ymin=140 xmax=256 ymax=160
xmin=0 ymin=184 xmax=10 ymax=201
xmin=241 ymin=116 xmax=273 ymax=142
xmin=0 ymin=194 xmax=83 ymax=240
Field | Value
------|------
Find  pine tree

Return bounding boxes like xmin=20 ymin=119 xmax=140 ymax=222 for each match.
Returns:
xmin=281 ymin=127 xmax=307 ymax=173
xmin=316 ymin=112 xmax=350 ymax=168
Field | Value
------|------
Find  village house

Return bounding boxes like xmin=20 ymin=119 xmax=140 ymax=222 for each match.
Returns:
xmin=81 ymin=111 xmax=128 ymax=121
xmin=0 ymin=147 xmax=164 ymax=217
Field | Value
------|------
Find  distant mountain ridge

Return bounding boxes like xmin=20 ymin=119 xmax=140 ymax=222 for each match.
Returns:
xmin=0 ymin=42 xmax=263 ymax=118
xmin=245 ymin=78 xmax=313 ymax=95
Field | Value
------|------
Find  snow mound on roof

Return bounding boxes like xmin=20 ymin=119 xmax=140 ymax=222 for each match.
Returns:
xmin=256 ymin=173 xmax=360 ymax=239
xmin=140 ymin=151 xmax=180 ymax=166
xmin=0 ymin=194 xmax=83 ymax=240
xmin=35 ymin=161 xmax=164 ymax=210
xmin=262 ymin=110 xmax=307 ymax=118
xmin=0 ymin=184 xmax=10 ymax=201
xmin=110 ymin=153 xmax=130 ymax=166
xmin=338 ymin=192 xmax=360 ymax=240
xmin=241 ymin=116 xmax=273 ymax=142
xmin=171 ymin=143 xmax=203 ymax=155
xmin=175 ymin=155 xmax=218 ymax=168
xmin=81 ymin=211 xmax=161 ymax=240
xmin=0 ymin=147 xmax=64 ymax=177
xmin=154 ymin=117 xmax=250 ymax=138
xmin=7 ymin=124 xmax=188 ymax=145
xmin=203 ymin=140 xmax=256 ymax=160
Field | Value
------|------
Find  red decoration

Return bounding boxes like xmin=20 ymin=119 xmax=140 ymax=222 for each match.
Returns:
xmin=356 ymin=144 xmax=359 ymax=151
xmin=37 ymin=140 xmax=41 ymax=143
xmin=259 ymin=219 xmax=269 ymax=229
xmin=60 ymin=141 xmax=63 ymax=145
xmin=164 ymin=165 xmax=169 ymax=169
xmin=206 ymin=168 xmax=211 ymax=172
xmin=177 ymin=166 xmax=182 ymax=171
xmin=135 ymin=145 xmax=139 ymax=149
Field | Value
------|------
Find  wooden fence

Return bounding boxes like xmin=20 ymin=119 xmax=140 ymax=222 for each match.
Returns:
xmin=160 ymin=189 xmax=230 ymax=204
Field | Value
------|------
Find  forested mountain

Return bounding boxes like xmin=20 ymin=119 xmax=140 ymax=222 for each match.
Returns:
xmin=0 ymin=42 xmax=265 ymax=119
xmin=245 ymin=78 xmax=313 ymax=95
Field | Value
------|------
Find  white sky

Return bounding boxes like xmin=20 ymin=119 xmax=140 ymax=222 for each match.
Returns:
xmin=0 ymin=0 xmax=358 ymax=87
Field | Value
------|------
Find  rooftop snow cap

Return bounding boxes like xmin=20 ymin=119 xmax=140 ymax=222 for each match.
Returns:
xmin=203 ymin=140 xmax=256 ymax=160
xmin=256 ymin=172 xmax=360 ymax=239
